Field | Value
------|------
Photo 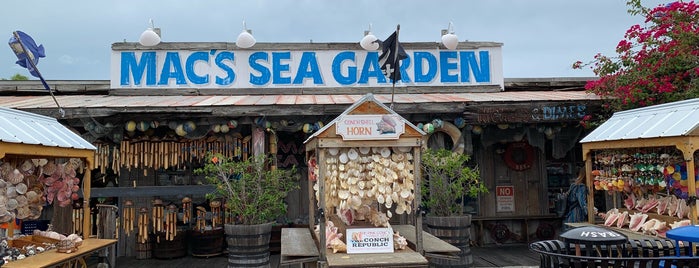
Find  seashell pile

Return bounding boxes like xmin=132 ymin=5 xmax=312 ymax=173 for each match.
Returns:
xmin=40 ymin=159 xmax=82 ymax=208
xmin=0 ymin=159 xmax=51 ymax=223
xmin=312 ymin=147 xmax=416 ymax=227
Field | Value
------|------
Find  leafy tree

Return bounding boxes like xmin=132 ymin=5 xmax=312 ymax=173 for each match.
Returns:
xmin=11 ymin=74 xmax=28 ymax=80
xmin=574 ymin=0 xmax=699 ymax=128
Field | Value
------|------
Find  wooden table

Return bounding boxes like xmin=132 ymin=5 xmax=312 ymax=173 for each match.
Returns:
xmin=4 ymin=238 xmax=117 ymax=268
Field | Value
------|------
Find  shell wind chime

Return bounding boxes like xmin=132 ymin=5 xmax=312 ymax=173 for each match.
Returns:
xmin=195 ymin=206 xmax=207 ymax=232
xmin=165 ymin=204 xmax=178 ymax=241
xmin=181 ymin=197 xmax=192 ymax=224
xmin=122 ymin=200 xmax=135 ymax=237
xmin=152 ymin=199 xmax=164 ymax=239
xmin=138 ymin=207 xmax=149 ymax=244
xmin=210 ymin=200 xmax=221 ymax=229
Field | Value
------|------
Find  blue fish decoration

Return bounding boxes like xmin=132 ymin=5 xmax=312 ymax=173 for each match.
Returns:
xmin=8 ymin=31 xmax=46 ymax=78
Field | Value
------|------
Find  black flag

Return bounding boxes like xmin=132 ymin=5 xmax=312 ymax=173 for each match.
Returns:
xmin=378 ymin=31 xmax=407 ymax=83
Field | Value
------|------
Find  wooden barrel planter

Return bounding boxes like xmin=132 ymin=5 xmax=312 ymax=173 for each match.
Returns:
xmin=188 ymin=228 xmax=224 ymax=257
xmin=425 ymin=215 xmax=473 ymax=268
xmin=151 ymin=230 xmax=187 ymax=259
xmin=225 ymin=222 xmax=273 ymax=268
xmin=135 ymin=241 xmax=152 ymax=260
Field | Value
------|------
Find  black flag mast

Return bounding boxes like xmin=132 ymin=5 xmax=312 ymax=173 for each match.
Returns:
xmin=389 ymin=24 xmax=400 ymax=110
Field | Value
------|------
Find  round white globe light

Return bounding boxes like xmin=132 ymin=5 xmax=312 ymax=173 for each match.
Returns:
xmin=360 ymin=33 xmax=379 ymax=51
xmin=236 ymin=31 xmax=256 ymax=48
xmin=441 ymin=33 xmax=458 ymax=50
xmin=139 ymin=29 xmax=161 ymax=46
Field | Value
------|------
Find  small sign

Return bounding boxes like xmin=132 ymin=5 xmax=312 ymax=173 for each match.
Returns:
xmin=346 ymin=228 xmax=394 ymax=254
xmin=496 ymin=185 xmax=514 ymax=212
xmin=336 ymin=114 xmax=405 ymax=140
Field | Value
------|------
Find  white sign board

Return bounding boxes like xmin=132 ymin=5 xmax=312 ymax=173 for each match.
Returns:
xmin=346 ymin=228 xmax=394 ymax=254
xmin=336 ymin=114 xmax=405 ymax=140
xmin=496 ymin=185 xmax=515 ymax=212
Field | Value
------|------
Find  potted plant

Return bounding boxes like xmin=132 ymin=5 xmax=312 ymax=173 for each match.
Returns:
xmin=420 ymin=148 xmax=487 ymax=266
xmin=194 ymin=152 xmax=297 ymax=268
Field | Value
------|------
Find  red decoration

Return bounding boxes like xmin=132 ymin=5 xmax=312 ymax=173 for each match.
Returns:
xmin=503 ymin=142 xmax=535 ymax=171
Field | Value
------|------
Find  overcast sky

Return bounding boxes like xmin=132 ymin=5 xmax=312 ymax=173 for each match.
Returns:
xmin=1 ymin=0 xmax=667 ymax=80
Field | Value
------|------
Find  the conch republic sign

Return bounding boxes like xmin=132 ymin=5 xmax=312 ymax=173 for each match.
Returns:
xmin=111 ymin=47 xmax=503 ymax=89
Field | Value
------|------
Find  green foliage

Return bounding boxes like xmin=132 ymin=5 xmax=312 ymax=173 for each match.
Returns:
xmin=575 ymin=0 xmax=699 ymax=126
xmin=194 ymin=152 xmax=298 ymax=225
xmin=421 ymin=148 xmax=487 ymax=217
xmin=10 ymin=74 xmax=28 ymax=80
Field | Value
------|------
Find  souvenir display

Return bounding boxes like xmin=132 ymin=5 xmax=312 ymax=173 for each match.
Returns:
xmin=138 ymin=208 xmax=149 ymax=244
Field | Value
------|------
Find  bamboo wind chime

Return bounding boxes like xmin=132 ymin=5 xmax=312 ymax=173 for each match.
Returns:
xmin=196 ymin=206 xmax=206 ymax=232
xmin=181 ymin=197 xmax=192 ymax=224
xmin=224 ymin=203 xmax=234 ymax=224
xmin=72 ymin=204 xmax=83 ymax=235
xmin=165 ymin=204 xmax=177 ymax=241
xmin=152 ymin=199 xmax=164 ymax=242
xmin=210 ymin=200 xmax=221 ymax=229
xmin=123 ymin=200 xmax=135 ymax=237
xmin=138 ymin=208 xmax=149 ymax=244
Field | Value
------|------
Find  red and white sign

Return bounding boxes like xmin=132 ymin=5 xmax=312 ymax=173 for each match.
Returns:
xmin=346 ymin=228 xmax=394 ymax=254
xmin=496 ymin=186 xmax=515 ymax=212
xmin=336 ymin=114 xmax=405 ymax=140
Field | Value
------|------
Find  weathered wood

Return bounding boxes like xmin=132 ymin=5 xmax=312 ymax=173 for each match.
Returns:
xmin=324 ymin=248 xmax=428 ymax=267
xmin=91 ymin=185 xmax=215 ymax=198
xmin=2 ymin=239 xmax=117 ymax=268
xmin=392 ymin=225 xmax=460 ymax=254
xmin=281 ymin=228 xmax=319 ymax=257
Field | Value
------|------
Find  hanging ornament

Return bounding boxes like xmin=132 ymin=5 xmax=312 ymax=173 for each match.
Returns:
xmin=72 ymin=202 xmax=83 ymax=235
xmin=138 ymin=207 xmax=149 ymax=244
xmin=210 ymin=200 xmax=222 ymax=229
xmin=166 ymin=204 xmax=178 ymax=241
xmin=123 ymin=200 xmax=135 ymax=237
xmin=224 ymin=203 xmax=234 ymax=225
xmin=196 ymin=206 xmax=207 ymax=232
xmin=152 ymin=199 xmax=164 ymax=242
xmin=181 ymin=197 xmax=192 ymax=224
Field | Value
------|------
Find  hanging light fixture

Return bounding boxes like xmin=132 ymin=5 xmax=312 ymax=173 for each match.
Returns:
xmin=139 ymin=19 xmax=161 ymax=47
xmin=360 ymin=23 xmax=379 ymax=51
xmin=441 ymin=21 xmax=459 ymax=50
xmin=236 ymin=20 xmax=256 ymax=48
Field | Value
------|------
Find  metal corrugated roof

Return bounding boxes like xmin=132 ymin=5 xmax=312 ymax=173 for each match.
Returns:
xmin=0 ymin=91 xmax=599 ymax=109
xmin=580 ymin=98 xmax=699 ymax=143
xmin=0 ymin=107 xmax=96 ymax=150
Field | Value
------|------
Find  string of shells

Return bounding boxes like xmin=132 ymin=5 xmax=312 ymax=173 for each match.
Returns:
xmin=0 ymin=157 xmax=86 ymax=224
xmin=312 ymin=146 xmax=415 ymax=226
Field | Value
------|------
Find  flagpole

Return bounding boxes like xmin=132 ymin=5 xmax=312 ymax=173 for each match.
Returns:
xmin=12 ymin=31 xmax=65 ymax=118
xmin=389 ymin=24 xmax=400 ymax=110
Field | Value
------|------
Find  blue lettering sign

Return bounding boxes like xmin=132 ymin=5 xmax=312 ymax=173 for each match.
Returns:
xmin=439 ymin=51 xmax=458 ymax=83
xmin=461 ymin=51 xmax=490 ymax=83
xmin=272 ymin=52 xmax=291 ymax=84
xmin=159 ymin=52 xmax=187 ymax=85
xmin=215 ymin=51 xmax=235 ymax=85
xmin=249 ymin=52 xmax=270 ymax=85
xmin=413 ymin=52 xmax=437 ymax=83
xmin=359 ymin=52 xmax=386 ymax=84
xmin=120 ymin=51 xmax=157 ymax=86
xmin=332 ymin=51 xmax=357 ymax=85
xmin=185 ymin=51 xmax=209 ymax=84
xmin=293 ymin=52 xmax=323 ymax=84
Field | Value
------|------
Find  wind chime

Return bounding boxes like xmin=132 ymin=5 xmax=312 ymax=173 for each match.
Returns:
xmin=152 ymin=199 xmax=164 ymax=242
xmin=165 ymin=204 xmax=178 ymax=241
xmin=210 ymin=200 xmax=221 ymax=229
xmin=181 ymin=197 xmax=192 ymax=224
xmin=195 ymin=206 xmax=206 ymax=232
xmin=122 ymin=200 xmax=135 ymax=237
xmin=138 ymin=207 xmax=149 ymax=244
xmin=72 ymin=202 xmax=83 ymax=235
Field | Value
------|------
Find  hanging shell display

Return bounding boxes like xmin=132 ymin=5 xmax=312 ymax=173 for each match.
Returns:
xmin=0 ymin=158 xmax=51 ymax=223
xmin=312 ymin=146 xmax=416 ymax=228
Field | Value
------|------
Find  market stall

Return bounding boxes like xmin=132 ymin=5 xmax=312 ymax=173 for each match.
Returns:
xmin=297 ymin=93 xmax=458 ymax=267
xmin=0 ymin=107 xmax=114 ymax=266
xmin=580 ymin=98 xmax=699 ymax=230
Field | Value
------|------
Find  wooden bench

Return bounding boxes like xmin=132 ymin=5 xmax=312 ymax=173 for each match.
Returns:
xmin=392 ymin=225 xmax=461 ymax=260
xmin=280 ymin=228 xmax=319 ymax=268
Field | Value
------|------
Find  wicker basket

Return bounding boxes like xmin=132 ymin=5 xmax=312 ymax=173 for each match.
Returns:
xmin=56 ymin=239 xmax=77 ymax=253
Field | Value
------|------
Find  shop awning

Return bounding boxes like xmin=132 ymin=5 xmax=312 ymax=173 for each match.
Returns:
xmin=0 ymin=106 xmax=95 ymax=150
xmin=0 ymin=91 xmax=600 ymax=119
xmin=580 ymin=98 xmax=699 ymax=143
